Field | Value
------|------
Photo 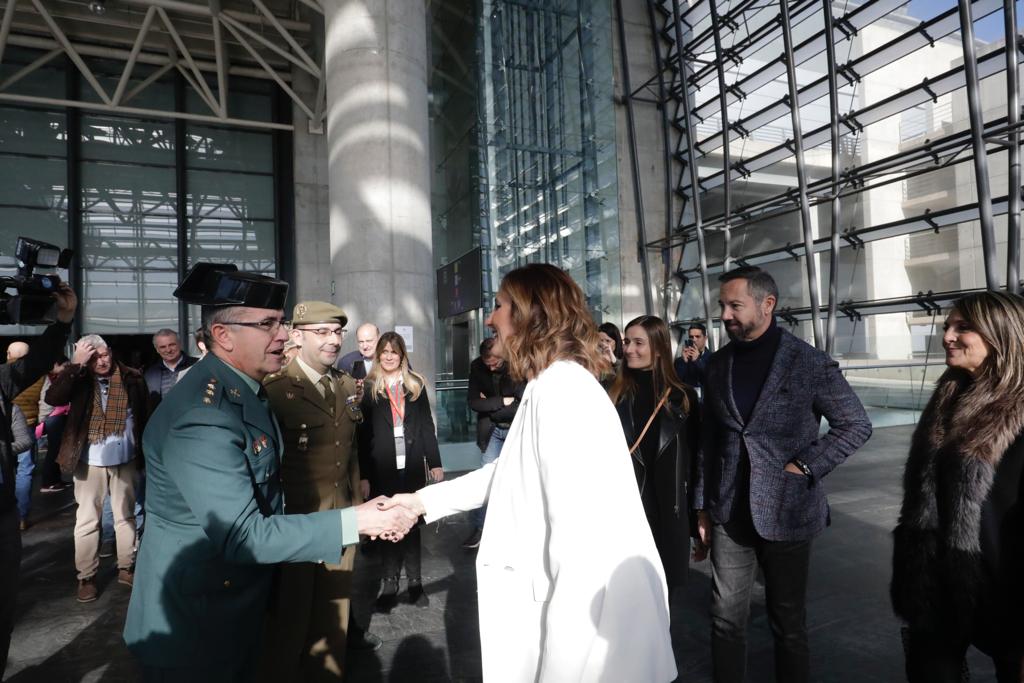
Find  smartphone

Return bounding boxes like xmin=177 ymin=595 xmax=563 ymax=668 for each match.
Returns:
xmin=684 ymin=339 xmax=694 ymax=348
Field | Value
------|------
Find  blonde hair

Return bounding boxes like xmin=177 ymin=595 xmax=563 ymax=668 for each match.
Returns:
xmin=499 ymin=263 xmax=608 ymax=382
xmin=951 ymin=291 xmax=1024 ymax=392
xmin=366 ymin=331 xmax=427 ymax=401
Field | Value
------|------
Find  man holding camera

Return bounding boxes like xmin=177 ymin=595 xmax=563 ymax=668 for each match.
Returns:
xmin=0 ymin=283 xmax=77 ymax=678
xmin=674 ymin=322 xmax=710 ymax=395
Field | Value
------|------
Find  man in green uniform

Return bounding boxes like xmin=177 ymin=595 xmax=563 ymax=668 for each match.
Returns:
xmin=262 ymin=301 xmax=369 ymax=680
xmin=123 ymin=264 xmax=416 ymax=682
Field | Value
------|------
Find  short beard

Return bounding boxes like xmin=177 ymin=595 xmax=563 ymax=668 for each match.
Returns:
xmin=725 ymin=315 xmax=765 ymax=342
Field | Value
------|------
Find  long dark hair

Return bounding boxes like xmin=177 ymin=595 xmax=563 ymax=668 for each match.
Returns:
xmin=609 ymin=315 xmax=689 ymax=414
xmin=598 ymin=322 xmax=624 ymax=360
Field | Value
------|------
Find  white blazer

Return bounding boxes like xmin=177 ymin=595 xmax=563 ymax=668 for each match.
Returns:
xmin=419 ymin=361 xmax=676 ymax=683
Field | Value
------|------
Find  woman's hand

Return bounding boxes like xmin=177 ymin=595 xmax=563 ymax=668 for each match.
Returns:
xmin=429 ymin=467 xmax=444 ymax=483
xmin=378 ymin=492 xmax=426 ymax=518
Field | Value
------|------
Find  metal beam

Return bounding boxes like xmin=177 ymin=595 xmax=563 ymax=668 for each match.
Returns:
xmin=209 ymin=0 xmax=227 ymax=118
xmin=0 ymin=46 xmax=59 ymax=91
xmin=670 ymin=0 xmax=713 ymax=336
xmin=0 ymin=91 xmax=293 ymax=130
xmin=708 ymin=0 xmax=732 ymax=270
xmin=29 ymin=0 xmax=111 ymax=104
xmin=117 ymin=0 xmax=311 ymax=32
xmin=1005 ymin=0 xmax=1021 ymax=292
xmin=822 ymin=0 xmax=842 ymax=354
xmin=958 ymin=0 xmax=999 ymax=290
xmin=779 ymin=0 xmax=823 ymax=348
xmin=218 ymin=11 xmax=319 ymax=79
xmin=0 ymin=0 xmax=17 ymax=65
xmin=251 ymin=0 xmax=320 ymax=76
xmin=156 ymin=6 xmax=220 ymax=116
xmin=112 ymin=5 xmax=157 ymax=106
xmin=616 ymin=0 xmax=654 ymax=314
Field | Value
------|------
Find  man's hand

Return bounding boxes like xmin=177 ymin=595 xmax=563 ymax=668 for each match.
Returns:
xmin=355 ymin=496 xmax=417 ymax=541
xmin=681 ymin=345 xmax=699 ymax=362
xmin=502 ymin=396 xmax=514 ymax=406
xmin=429 ymin=467 xmax=444 ymax=483
xmin=696 ymin=510 xmax=712 ymax=549
xmin=71 ymin=339 xmax=96 ymax=366
xmin=54 ymin=283 xmax=78 ymax=324
xmin=784 ymin=462 xmax=805 ymax=476
xmin=360 ymin=479 xmax=370 ymax=500
xmin=378 ymin=492 xmax=426 ymax=518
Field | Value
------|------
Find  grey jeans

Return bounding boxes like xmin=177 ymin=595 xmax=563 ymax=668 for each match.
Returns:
xmin=709 ymin=520 xmax=812 ymax=683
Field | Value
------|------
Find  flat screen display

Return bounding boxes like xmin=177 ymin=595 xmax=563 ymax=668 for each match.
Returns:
xmin=436 ymin=248 xmax=483 ymax=318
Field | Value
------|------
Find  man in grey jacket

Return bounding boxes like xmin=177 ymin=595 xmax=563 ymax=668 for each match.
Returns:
xmin=695 ymin=266 xmax=872 ymax=683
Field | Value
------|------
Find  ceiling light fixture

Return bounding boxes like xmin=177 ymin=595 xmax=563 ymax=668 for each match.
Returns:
xmin=89 ymin=0 xmax=106 ymax=15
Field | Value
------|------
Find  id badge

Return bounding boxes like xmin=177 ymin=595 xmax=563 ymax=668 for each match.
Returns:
xmin=393 ymin=424 xmax=404 ymax=438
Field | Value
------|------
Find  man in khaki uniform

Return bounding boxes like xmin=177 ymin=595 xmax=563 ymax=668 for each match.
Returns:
xmin=263 ymin=301 xmax=368 ymax=681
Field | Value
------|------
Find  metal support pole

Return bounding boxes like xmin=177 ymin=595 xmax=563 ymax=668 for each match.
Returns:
xmin=671 ymin=0 xmax=714 ymax=335
xmin=1004 ymin=0 xmax=1021 ymax=293
xmin=779 ymin=0 xmax=823 ymax=348
xmin=645 ymin=0 xmax=674 ymax=320
xmin=959 ymin=0 xmax=1000 ymax=291
xmin=823 ymin=0 xmax=842 ymax=353
xmin=615 ymin=0 xmax=655 ymax=314
xmin=709 ymin=0 xmax=733 ymax=269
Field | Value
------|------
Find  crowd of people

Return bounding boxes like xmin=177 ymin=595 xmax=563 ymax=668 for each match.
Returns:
xmin=1 ymin=259 xmax=1022 ymax=682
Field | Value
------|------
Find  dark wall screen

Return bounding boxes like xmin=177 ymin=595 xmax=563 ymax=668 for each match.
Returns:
xmin=436 ymin=248 xmax=483 ymax=318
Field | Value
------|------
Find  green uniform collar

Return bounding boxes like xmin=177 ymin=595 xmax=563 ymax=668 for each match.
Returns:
xmin=215 ymin=357 xmax=263 ymax=395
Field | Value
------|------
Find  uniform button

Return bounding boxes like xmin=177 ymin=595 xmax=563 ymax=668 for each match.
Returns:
xmin=334 ymin=482 xmax=339 ymax=488
xmin=335 ymin=422 xmax=339 ymax=427
xmin=335 ymin=440 xmax=340 ymax=446
xmin=335 ymin=462 xmax=341 ymax=467
xmin=223 ymin=580 xmax=231 ymax=588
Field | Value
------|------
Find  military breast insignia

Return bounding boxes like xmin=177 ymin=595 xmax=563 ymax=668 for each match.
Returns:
xmin=228 ymin=388 xmax=241 ymax=398
xmin=286 ymin=391 xmax=295 ymax=400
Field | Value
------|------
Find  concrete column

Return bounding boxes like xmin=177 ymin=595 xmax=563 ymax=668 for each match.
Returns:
xmin=323 ymin=0 xmax=435 ymax=383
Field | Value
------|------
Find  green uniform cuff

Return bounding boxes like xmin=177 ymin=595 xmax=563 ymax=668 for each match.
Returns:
xmin=340 ymin=507 xmax=359 ymax=548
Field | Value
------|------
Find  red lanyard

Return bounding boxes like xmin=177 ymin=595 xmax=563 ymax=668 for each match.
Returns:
xmin=386 ymin=382 xmax=405 ymax=424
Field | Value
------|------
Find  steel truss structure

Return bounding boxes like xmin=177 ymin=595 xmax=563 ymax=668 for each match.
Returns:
xmin=0 ymin=0 xmax=325 ymax=131
xmin=618 ymin=0 xmax=1024 ymax=354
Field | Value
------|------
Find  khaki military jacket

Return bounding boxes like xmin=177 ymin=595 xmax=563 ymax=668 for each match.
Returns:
xmin=264 ymin=360 xmax=363 ymax=513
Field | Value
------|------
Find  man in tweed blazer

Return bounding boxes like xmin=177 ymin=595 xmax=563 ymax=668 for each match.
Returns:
xmin=694 ymin=267 xmax=872 ymax=683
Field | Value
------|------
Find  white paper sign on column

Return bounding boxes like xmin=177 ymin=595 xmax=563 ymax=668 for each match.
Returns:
xmin=395 ymin=325 xmax=414 ymax=353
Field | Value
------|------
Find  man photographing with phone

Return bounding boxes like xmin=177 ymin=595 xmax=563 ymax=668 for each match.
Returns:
xmin=674 ymin=322 xmax=710 ymax=396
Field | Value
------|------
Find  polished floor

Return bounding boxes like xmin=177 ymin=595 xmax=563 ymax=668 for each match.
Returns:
xmin=3 ymin=425 xmax=1001 ymax=682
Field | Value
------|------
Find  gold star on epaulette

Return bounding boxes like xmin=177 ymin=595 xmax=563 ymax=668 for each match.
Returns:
xmin=203 ymin=378 xmax=218 ymax=404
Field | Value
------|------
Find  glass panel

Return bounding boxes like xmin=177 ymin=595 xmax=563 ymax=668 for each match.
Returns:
xmin=81 ymin=115 xmax=175 ymax=165
xmin=81 ymin=268 xmax=179 ymax=333
xmin=186 ymin=171 xmax=274 ymax=221
xmin=0 ymin=156 xmax=68 ymax=210
xmin=186 ymin=125 xmax=273 ymax=172
xmin=0 ymin=107 xmax=66 ymax=157
xmin=187 ymin=218 xmax=277 ymax=273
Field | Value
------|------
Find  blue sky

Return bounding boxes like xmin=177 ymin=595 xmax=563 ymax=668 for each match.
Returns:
xmin=905 ymin=0 xmax=1020 ymax=42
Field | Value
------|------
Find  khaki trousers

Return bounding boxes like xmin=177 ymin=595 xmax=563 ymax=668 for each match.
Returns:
xmin=73 ymin=459 xmax=137 ymax=578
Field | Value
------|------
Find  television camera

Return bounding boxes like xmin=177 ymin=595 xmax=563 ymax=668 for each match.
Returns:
xmin=0 ymin=237 xmax=73 ymax=325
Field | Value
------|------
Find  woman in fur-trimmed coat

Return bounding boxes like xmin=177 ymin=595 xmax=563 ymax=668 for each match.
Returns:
xmin=891 ymin=291 xmax=1024 ymax=682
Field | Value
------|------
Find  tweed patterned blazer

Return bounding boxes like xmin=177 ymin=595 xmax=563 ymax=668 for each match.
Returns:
xmin=695 ymin=328 xmax=872 ymax=542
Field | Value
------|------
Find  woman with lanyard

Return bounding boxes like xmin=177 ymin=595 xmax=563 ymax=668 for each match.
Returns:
xmin=609 ymin=315 xmax=702 ymax=599
xmin=358 ymin=331 xmax=443 ymax=609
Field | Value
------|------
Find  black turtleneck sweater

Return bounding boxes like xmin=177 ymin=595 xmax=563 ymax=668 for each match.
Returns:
xmin=730 ymin=316 xmax=782 ymax=423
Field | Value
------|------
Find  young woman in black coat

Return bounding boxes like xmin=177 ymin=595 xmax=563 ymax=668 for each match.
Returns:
xmin=892 ymin=291 xmax=1024 ymax=681
xmin=608 ymin=315 xmax=701 ymax=592
xmin=358 ymin=332 xmax=443 ymax=609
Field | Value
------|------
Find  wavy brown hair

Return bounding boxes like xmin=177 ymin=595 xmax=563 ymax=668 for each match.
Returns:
xmin=366 ymin=331 xmax=427 ymax=401
xmin=499 ymin=263 xmax=608 ymax=382
xmin=608 ymin=315 xmax=690 ymax=414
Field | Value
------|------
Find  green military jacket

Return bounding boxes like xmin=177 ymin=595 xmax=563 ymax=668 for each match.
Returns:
xmin=123 ymin=354 xmax=358 ymax=670
xmin=264 ymin=359 xmax=363 ymax=514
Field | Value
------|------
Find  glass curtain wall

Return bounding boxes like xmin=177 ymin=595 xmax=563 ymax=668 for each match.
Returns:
xmin=634 ymin=0 xmax=1024 ymax=426
xmin=0 ymin=48 xmax=279 ymax=348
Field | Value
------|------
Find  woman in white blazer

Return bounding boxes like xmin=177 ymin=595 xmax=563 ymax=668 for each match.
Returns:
xmin=383 ymin=264 xmax=676 ymax=683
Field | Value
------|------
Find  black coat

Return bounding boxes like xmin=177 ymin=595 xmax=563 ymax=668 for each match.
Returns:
xmin=467 ymin=358 xmax=525 ymax=451
xmin=892 ymin=369 xmax=1024 ymax=641
xmin=615 ymin=384 xmax=700 ymax=589
xmin=357 ymin=380 xmax=442 ymax=497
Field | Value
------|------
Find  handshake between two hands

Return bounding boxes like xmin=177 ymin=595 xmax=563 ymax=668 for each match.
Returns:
xmin=354 ymin=494 xmax=426 ymax=542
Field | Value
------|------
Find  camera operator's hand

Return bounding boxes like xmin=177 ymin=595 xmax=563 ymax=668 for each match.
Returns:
xmin=681 ymin=345 xmax=699 ymax=363
xmin=72 ymin=339 xmax=96 ymax=366
xmin=54 ymin=283 xmax=78 ymax=324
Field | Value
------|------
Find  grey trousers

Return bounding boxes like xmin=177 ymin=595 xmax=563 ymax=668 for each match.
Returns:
xmin=709 ymin=520 xmax=812 ymax=683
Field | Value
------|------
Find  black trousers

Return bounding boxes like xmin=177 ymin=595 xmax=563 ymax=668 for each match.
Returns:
xmin=709 ymin=519 xmax=812 ymax=683
xmin=39 ymin=414 xmax=66 ymax=488
xmin=0 ymin=507 xmax=21 ymax=681
xmin=379 ymin=525 xmax=421 ymax=583
xmin=905 ymin=626 xmax=1023 ymax=682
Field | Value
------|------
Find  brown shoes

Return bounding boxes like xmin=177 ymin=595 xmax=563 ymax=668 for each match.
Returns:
xmin=77 ymin=577 xmax=98 ymax=603
xmin=117 ymin=569 xmax=134 ymax=587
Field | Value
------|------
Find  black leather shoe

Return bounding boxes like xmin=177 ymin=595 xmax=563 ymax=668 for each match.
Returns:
xmin=407 ymin=581 xmax=429 ymax=607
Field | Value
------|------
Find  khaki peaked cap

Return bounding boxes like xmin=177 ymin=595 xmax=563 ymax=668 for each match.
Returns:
xmin=292 ymin=301 xmax=348 ymax=327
